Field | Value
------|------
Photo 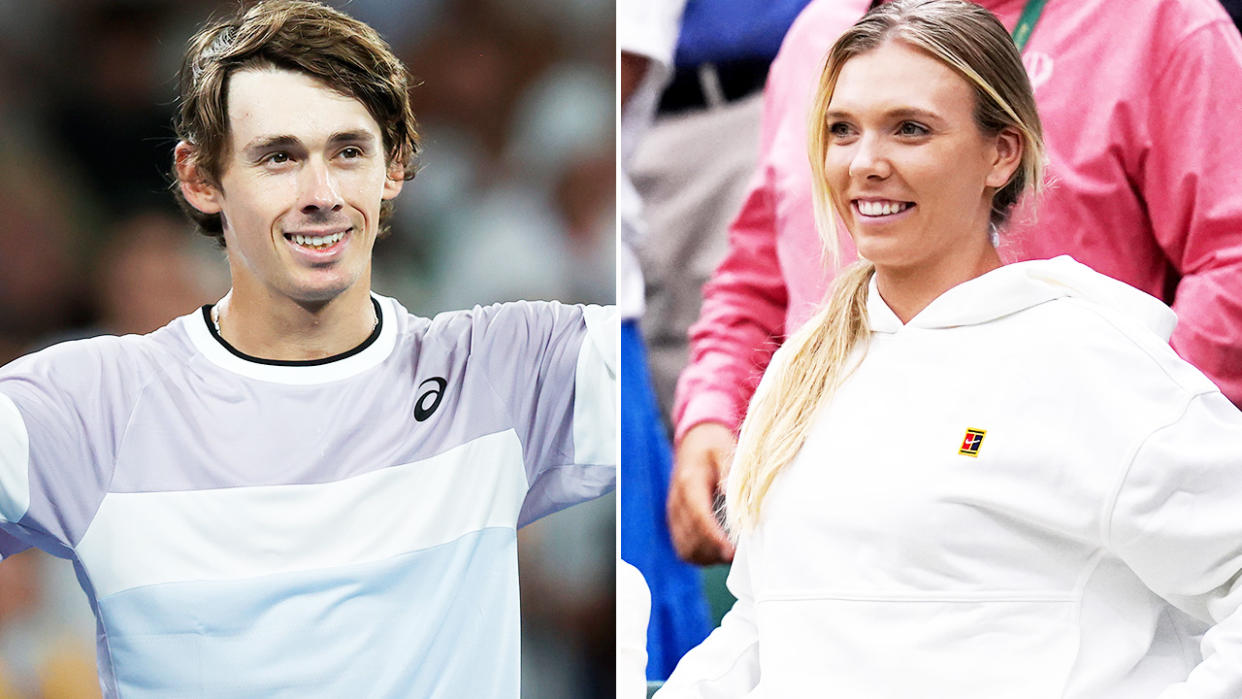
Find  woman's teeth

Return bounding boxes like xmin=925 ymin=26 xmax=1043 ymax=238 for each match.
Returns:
xmin=858 ymin=201 xmax=911 ymax=216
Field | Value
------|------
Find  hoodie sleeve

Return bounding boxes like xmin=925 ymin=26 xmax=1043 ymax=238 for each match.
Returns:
xmin=1107 ymin=390 xmax=1242 ymax=698
xmin=655 ymin=540 xmax=761 ymax=697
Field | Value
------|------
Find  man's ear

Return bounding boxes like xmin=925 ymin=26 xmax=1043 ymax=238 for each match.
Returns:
xmin=382 ymin=159 xmax=405 ymax=201
xmin=985 ymin=127 xmax=1023 ymax=189
xmin=175 ymin=141 xmax=223 ymax=214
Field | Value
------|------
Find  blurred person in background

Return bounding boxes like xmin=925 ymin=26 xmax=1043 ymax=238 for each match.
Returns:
xmin=619 ymin=0 xmax=715 ymax=684
xmin=624 ymin=3 xmax=813 ymax=665
xmin=1223 ymin=0 xmax=1242 ymax=28
xmin=378 ymin=0 xmax=615 ymax=314
xmin=0 ymin=0 xmax=616 ymax=697
xmin=630 ymin=0 xmax=811 ymax=436
xmin=90 ymin=211 xmax=229 ymax=338
xmin=666 ymin=0 xmax=1242 ymax=568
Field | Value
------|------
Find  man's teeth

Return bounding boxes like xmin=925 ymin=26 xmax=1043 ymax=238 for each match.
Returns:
xmin=857 ymin=200 xmax=911 ymax=216
xmin=291 ymin=231 xmax=345 ymax=248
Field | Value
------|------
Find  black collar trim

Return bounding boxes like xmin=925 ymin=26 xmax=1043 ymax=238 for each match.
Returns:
xmin=199 ymin=297 xmax=384 ymax=367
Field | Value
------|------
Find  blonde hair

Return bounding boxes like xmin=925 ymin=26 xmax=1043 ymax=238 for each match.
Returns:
xmin=726 ymin=0 xmax=1046 ymax=533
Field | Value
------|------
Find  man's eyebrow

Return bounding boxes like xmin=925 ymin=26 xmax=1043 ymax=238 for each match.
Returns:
xmin=328 ymin=131 xmax=377 ymax=146
xmin=243 ymin=135 xmax=300 ymax=157
xmin=241 ymin=131 xmax=377 ymax=159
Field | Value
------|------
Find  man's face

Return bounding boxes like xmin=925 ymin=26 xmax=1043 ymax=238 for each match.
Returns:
xmin=200 ymin=67 xmax=402 ymax=306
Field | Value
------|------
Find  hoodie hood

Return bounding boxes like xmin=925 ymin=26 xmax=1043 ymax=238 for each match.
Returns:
xmin=867 ymin=256 xmax=1177 ymax=340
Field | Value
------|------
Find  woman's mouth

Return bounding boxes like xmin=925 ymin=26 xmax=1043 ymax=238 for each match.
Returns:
xmin=854 ymin=199 xmax=914 ymax=218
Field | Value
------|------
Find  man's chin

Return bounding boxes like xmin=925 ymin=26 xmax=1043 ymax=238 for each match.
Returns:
xmin=284 ymin=273 xmax=368 ymax=307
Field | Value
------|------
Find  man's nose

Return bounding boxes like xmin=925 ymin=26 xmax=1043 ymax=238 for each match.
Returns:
xmin=299 ymin=159 xmax=343 ymax=214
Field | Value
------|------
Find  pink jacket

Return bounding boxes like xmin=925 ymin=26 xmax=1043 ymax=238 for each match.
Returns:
xmin=674 ymin=0 xmax=1242 ymax=441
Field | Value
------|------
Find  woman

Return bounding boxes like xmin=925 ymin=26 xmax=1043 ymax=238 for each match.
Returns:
xmin=655 ymin=1 xmax=1242 ymax=696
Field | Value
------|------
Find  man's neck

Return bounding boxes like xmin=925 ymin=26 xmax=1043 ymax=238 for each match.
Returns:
xmin=215 ymin=283 xmax=377 ymax=362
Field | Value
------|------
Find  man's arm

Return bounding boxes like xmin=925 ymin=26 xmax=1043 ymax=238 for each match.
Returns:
xmin=471 ymin=302 xmax=616 ymax=527
xmin=1142 ymin=17 xmax=1242 ymax=406
xmin=0 ymin=392 xmax=31 ymax=533
xmin=0 ymin=529 xmax=27 ymax=561
xmin=0 ymin=340 xmax=125 ymax=561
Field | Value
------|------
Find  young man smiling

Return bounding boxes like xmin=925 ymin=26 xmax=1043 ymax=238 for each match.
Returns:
xmin=0 ymin=2 xmax=616 ymax=697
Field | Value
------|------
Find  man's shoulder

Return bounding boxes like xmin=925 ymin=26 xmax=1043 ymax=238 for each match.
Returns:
xmin=400 ymin=299 xmax=587 ymax=347
xmin=0 ymin=312 xmax=198 ymax=398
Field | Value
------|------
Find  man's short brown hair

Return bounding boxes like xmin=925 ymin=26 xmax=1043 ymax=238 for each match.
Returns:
xmin=172 ymin=0 xmax=419 ymax=243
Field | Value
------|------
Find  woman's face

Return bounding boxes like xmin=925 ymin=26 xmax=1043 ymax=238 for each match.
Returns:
xmin=823 ymin=39 xmax=1019 ymax=273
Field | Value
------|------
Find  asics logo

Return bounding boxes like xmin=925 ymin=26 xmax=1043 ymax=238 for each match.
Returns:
xmin=414 ymin=377 xmax=447 ymax=422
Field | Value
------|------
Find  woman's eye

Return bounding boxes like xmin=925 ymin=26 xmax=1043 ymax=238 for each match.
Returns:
xmin=829 ymin=122 xmax=854 ymax=138
xmin=898 ymin=122 xmax=929 ymax=137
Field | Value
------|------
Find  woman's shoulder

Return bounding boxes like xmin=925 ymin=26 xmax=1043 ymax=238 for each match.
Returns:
xmin=1009 ymin=287 xmax=1218 ymax=403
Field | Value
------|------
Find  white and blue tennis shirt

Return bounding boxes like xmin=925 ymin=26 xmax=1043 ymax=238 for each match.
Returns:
xmin=0 ymin=295 xmax=616 ymax=698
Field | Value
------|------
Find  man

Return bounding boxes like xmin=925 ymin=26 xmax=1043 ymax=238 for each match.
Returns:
xmin=0 ymin=2 xmax=616 ymax=697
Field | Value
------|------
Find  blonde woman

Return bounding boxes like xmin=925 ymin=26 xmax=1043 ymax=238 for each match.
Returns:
xmin=656 ymin=1 xmax=1242 ymax=696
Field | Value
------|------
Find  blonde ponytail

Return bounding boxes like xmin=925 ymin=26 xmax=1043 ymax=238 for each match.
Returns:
xmin=725 ymin=260 xmax=874 ymax=533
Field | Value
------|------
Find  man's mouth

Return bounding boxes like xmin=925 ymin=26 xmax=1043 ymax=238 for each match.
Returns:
xmin=285 ymin=228 xmax=349 ymax=250
xmin=854 ymin=199 xmax=914 ymax=217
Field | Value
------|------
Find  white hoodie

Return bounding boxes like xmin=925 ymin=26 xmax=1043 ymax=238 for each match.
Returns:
xmin=658 ymin=257 xmax=1242 ymax=698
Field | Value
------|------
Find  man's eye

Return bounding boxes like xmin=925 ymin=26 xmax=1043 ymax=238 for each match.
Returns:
xmin=265 ymin=152 xmax=290 ymax=164
xmin=898 ymin=122 xmax=929 ymax=137
xmin=340 ymin=147 xmax=363 ymax=159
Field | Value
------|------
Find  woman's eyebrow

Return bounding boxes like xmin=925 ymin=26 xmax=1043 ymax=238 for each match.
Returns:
xmin=826 ymin=106 xmax=944 ymax=124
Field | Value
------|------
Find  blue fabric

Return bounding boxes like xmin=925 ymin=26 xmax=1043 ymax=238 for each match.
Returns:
xmin=621 ymin=320 xmax=712 ymax=680
xmin=95 ymin=528 xmax=521 ymax=698
xmin=674 ymin=0 xmax=813 ymax=66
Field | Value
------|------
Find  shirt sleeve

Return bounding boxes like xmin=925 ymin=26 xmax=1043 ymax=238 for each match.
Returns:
xmin=0 ymin=527 xmax=28 ymax=560
xmin=1141 ymin=18 xmax=1242 ymax=406
xmin=0 ymin=341 xmax=121 ymax=559
xmin=670 ymin=52 xmax=792 ymax=443
xmin=472 ymin=302 xmax=617 ymax=526
xmin=1107 ymin=390 xmax=1242 ymax=698
xmin=0 ymin=389 xmax=33 ymax=560
xmin=655 ymin=539 xmax=761 ymax=697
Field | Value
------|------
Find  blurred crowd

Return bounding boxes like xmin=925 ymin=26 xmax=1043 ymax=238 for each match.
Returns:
xmin=0 ymin=1 xmax=614 ymax=697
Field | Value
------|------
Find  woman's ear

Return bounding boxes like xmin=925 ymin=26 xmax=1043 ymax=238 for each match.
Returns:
xmin=985 ymin=127 xmax=1023 ymax=189
xmin=174 ymin=141 xmax=223 ymax=214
